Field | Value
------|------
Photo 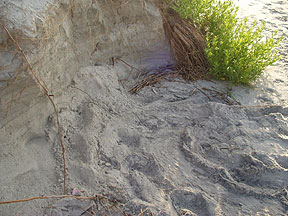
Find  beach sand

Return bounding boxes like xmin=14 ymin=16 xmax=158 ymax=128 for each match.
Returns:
xmin=0 ymin=0 xmax=287 ymax=215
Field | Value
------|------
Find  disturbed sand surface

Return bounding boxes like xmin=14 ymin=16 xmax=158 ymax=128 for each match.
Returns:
xmin=0 ymin=0 xmax=288 ymax=215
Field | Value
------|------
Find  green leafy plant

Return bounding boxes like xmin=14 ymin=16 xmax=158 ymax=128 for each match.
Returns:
xmin=172 ymin=0 xmax=282 ymax=85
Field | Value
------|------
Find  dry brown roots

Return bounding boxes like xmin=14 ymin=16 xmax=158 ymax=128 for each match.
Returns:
xmin=130 ymin=6 xmax=209 ymax=93
xmin=0 ymin=22 xmax=67 ymax=194
xmin=161 ymin=7 xmax=209 ymax=80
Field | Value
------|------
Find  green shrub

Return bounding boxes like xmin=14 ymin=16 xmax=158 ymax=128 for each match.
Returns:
xmin=172 ymin=0 xmax=282 ymax=85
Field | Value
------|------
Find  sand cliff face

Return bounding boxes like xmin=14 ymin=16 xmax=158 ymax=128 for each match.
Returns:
xmin=1 ymin=0 xmax=288 ymax=215
xmin=0 ymin=0 xmax=166 ymax=126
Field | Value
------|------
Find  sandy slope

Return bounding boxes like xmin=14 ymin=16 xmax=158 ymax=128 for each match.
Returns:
xmin=0 ymin=0 xmax=288 ymax=215
xmin=43 ymin=61 xmax=288 ymax=215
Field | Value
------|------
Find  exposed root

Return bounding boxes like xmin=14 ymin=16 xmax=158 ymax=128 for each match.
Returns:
xmin=161 ymin=7 xmax=209 ymax=81
xmin=0 ymin=23 xmax=67 ymax=194
xmin=0 ymin=195 xmax=94 ymax=205
xmin=129 ymin=66 xmax=179 ymax=94
xmin=0 ymin=194 xmax=153 ymax=216
xmin=128 ymin=4 xmax=210 ymax=94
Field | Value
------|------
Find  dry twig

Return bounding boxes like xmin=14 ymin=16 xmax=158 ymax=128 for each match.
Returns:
xmin=129 ymin=69 xmax=179 ymax=93
xmin=0 ymin=195 xmax=94 ymax=205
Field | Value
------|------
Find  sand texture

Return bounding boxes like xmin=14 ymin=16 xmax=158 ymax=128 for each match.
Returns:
xmin=0 ymin=0 xmax=288 ymax=215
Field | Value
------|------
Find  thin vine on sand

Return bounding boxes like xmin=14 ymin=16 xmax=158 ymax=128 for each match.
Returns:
xmin=0 ymin=22 xmax=67 ymax=194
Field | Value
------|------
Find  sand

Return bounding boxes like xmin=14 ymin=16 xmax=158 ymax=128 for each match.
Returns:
xmin=0 ymin=0 xmax=288 ymax=215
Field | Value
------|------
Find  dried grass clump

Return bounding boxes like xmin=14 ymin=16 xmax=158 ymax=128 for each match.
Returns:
xmin=161 ymin=7 xmax=209 ymax=80
xmin=129 ymin=6 xmax=209 ymax=93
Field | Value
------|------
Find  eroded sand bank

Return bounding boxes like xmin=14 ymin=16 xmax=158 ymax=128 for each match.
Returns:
xmin=0 ymin=0 xmax=288 ymax=215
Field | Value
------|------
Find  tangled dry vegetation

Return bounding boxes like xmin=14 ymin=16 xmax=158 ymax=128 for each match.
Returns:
xmin=161 ymin=7 xmax=209 ymax=80
xmin=131 ymin=1 xmax=209 ymax=92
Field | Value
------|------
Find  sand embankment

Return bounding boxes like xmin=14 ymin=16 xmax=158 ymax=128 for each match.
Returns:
xmin=0 ymin=0 xmax=288 ymax=215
